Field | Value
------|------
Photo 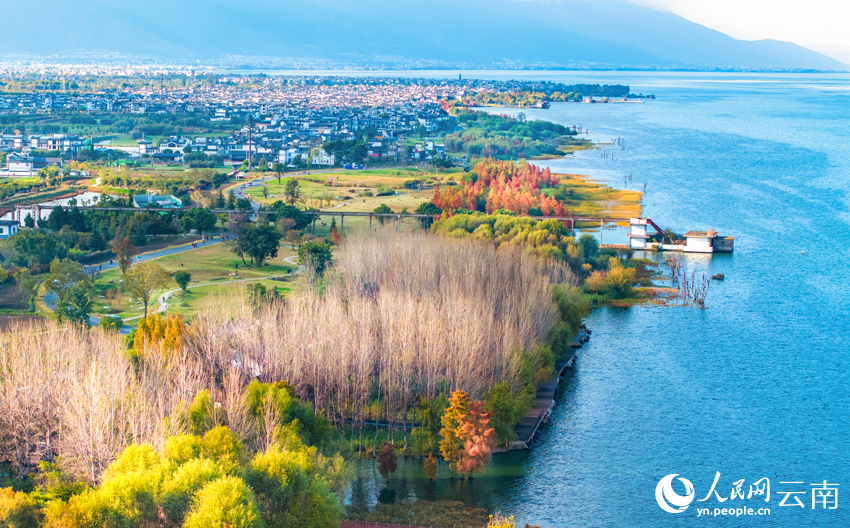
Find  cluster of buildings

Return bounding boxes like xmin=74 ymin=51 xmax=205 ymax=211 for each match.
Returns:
xmin=1 ymin=77 xmax=487 ymax=173
xmin=134 ymin=105 xmax=452 ymax=168
xmin=0 ymin=74 xmax=597 ymax=174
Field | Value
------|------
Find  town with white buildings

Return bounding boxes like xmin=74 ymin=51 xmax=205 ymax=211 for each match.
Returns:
xmin=0 ymin=75 xmax=523 ymax=175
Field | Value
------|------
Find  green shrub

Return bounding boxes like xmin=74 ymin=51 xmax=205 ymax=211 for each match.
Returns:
xmin=183 ymin=476 xmax=263 ymax=528
xmin=201 ymin=426 xmax=245 ymax=470
xmin=485 ymin=382 xmax=536 ymax=446
xmin=99 ymin=315 xmax=123 ymax=332
xmin=0 ymin=487 xmax=41 ymax=528
xmin=165 ymin=434 xmax=205 ymax=465
xmin=248 ymin=448 xmax=342 ymax=528
xmin=410 ymin=428 xmax=438 ymax=456
xmin=162 ymin=459 xmax=224 ymax=525
xmin=584 ymin=257 xmax=637 ymax=299
xmin=187 ymin=390 xmax=215 ymax=436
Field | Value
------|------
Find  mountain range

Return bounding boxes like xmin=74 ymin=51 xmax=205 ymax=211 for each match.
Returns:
xmin=3 ymin=0 xmax=845 ymax=71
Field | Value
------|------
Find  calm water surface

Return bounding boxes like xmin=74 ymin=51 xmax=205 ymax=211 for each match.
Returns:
xmin=351 ymin=72 xmax=850 ymax=527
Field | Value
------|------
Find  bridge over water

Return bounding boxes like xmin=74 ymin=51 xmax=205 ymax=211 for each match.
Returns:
xmin=7 ymin=203 xmax=631 ymax=233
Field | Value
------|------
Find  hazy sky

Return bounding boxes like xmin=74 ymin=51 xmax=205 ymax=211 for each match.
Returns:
xmin=635 ymin=0 xmax=850 ymax=62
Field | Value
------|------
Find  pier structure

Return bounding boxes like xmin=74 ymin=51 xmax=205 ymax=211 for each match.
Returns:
xmin=512 ymin=328 xmax=591 ymax=448
xmin=628 ymin=217 xmax=734 ymax=253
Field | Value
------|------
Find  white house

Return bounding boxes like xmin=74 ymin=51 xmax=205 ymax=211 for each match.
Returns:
xmin=627 ymin=218 xmax=649 ymax=248
xmin=0 ymin=220 xmax=19 ymax=239
xmin=683 ymin=230 xmax=734 ymax=253
xmin=310 ymin=148 xmax=335 ymax=166
xmin=138 ymin=140 xmax=154 ymax=155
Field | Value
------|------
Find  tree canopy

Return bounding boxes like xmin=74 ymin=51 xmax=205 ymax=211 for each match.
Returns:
xmin=297 ymin=241 xmax=332 ymax=276
xmin=242 ymin=223 xmax=281 ymax=267
xmin=123 ymin=262 xmax=171 ymax=317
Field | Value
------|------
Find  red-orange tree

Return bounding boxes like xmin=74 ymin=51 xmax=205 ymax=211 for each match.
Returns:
xmin=457 ymin=402 xmax=497 ymax=475
xmin=439 ymin=390 xmax=471 ymax=475
xmin=431 ymin=159 xmax=569 ymax=217
xmin=439 ymin=391 xmax=498 ymax=477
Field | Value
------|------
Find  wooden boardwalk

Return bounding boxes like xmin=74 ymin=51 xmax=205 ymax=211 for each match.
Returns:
xmin=341 ymin=521 xmax=432 ymax=528
xmin=513 ymin=330 xmax=589 ymax=446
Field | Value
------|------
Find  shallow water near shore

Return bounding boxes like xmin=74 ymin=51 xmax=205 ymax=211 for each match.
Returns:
xmin=349 ymin=72 xmax=850 ymax=527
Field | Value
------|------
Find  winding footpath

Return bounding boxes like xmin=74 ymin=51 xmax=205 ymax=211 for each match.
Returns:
xmin=44 ymin=238 xmax=225 ymax=331
xmin=44 ymin=239 xmax=305 ymax=334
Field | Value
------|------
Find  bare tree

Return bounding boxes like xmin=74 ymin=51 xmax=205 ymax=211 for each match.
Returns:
xmin=186 ymin=228 xmax=575 ymax=432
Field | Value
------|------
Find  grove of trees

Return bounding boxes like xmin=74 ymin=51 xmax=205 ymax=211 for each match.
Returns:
xmin=431 ymin=159 xmax=570 ymax=216
xmin=442 ymin=109 xmax=578 ymax=160
xmin=185 ymin=229 xmax=581 ymax=453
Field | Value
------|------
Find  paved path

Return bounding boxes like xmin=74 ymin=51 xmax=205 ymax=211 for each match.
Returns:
xmin=44 ymin=237 xmax=227 ymax=329
xmin=282 ymin=253 xmax=305 ymax=274
xmin=45 ymin=238 xmax=304 ymax=334
xmin=227 ymin=168 xmax=360 ymax=210
xmin=152 ymin=275 xmax=275 ymax=318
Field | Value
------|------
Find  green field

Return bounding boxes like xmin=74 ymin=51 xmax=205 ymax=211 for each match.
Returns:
xmin=90 ymin=242 xmax=298 ymax=322
xmin=160 ymin=278 xmax=292 ymax=321
xmin=241 ymin=168 xmax=453 ymax=232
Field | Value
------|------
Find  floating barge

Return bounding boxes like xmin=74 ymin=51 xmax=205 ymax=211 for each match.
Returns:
xmin=628 ymin=217 xmax=734 ymax=253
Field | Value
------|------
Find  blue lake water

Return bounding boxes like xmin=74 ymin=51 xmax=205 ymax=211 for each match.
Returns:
xmin=350 ymin=72 xmax=850 ymax=527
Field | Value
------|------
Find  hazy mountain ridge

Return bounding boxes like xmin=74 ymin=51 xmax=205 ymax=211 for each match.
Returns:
xmin=2 ymin=0 xmax=845 ymax=70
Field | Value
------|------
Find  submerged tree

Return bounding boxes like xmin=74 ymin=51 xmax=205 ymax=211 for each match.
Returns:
xmin=439 ymin=390 xmax=471 ymax=476
xmin=378 ymin=442 xmax=398 ymax=482
xmin=457 ymin=402 xmax=497 ymax=476
xmin=423 ymin=454 xmax=437 ymax=480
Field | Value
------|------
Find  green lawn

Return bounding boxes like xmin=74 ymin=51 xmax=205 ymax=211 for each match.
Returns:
xmin=162 ymin=278 xmax=292 ymax=321
xmin=241 ymin=168 xmax=443 ymax=222
xmin=91 ymin=242 xmax=298 ymax=322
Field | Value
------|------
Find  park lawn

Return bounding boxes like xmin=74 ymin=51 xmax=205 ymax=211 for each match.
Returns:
xmin=0 ymin=177 xmax=37 ymax=185
xmin=162 ymin=278 xmax=293 ymax=322
xmin=1 ymin=186 xmax=81 ymax=206
xmin=91 ymin=243 xmax=297 ymax=319
xmin=99 ymin=136 xmax=139 ymax=147
xmin=150 ymin=242 xmax=297 ymax=280
xmin=33 ymin=283 xmax=54 ymax=318
xmin=242 ymin=169 xmax=439 ymax=213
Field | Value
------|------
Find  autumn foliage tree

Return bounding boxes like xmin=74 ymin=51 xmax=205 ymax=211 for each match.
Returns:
xmin=431 ymin=159 xmax=570 ymax=217
xmin=439 ymin=390 xmax=471 ymax=476
xmin=440 ymin=391 xmax=497 ymax=478
xmin=378 ymin=442 xmax=398 ymax=482
xmin=133 ymin=312 xmax=186 ymax=358
xmin=457 ymin=402 xmax=497 ymax=476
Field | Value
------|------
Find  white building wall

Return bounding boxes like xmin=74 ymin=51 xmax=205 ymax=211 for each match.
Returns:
xmin=684 ymin=238 xmax=714 ymax=253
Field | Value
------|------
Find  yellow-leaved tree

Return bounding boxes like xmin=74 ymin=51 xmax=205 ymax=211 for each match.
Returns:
xmin=439 ymin=390 xmax=471 ymax=476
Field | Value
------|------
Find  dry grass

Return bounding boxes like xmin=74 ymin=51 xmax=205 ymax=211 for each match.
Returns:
xmin=555 ymin=173 xmax=643 ymax=219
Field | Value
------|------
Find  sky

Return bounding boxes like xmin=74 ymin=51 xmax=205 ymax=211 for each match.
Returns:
xmin=634 ymin=0 xmax=850 ymax=63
